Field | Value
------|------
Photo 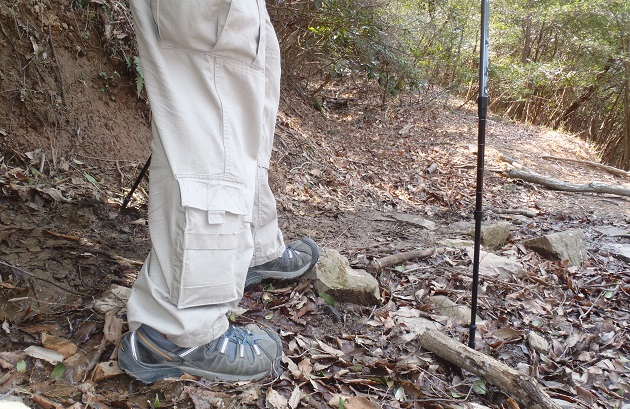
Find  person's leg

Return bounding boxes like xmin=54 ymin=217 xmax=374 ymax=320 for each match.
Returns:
xmin=120 ymin=0 xmax=281 ymax=383
xmin=125 ymin=0 xmax=266 ymax=347
xmin=245 ymin=11 xmax=320 ymax=289
xmin=251 ymin=11 xmax=285 ymax=268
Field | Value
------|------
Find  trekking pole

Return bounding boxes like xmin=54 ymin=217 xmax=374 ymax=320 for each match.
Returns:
xmin=120 ymin=155 xmax=151 ymax=213
xmin=469 ymin=0 xmax=490 ymax=349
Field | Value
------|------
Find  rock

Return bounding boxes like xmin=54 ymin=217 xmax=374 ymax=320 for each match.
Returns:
xmin=523 ymin=229 xmax=586 ymax=266
xmin=438 ymin=238 xmax=475 ymax=249
xmin=593 ymin=226 xmax=630 ymax=238
xmin=447 ymin=221 xmax=474 ymax=234
xmin=387 ymin=212 xmax=437 ymax=230
xmin=603 ymin=243 xmax=630 ymax=263
xmin=428 ymin=295 xmax=481 ymax=324
xmin=466 ymin=247 xmax=525 ymax=281
xmin=449 ymin=221 xmax=512 ymax=248
xmin=307 ymin=249 xmax=381 ymax=306
xmin=527 ymin=331 xmax=549 ymax=354
xmin=479 ymin=221 xmax=512 ymax=249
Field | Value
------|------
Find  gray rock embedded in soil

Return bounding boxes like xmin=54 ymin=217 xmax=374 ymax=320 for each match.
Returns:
xmin=306 ymin=248 xmax=381 ymax=306
xmin=603 ymin=243 xmax=630 ymax=263
xmin=448 ymin=221 xmax=512 ymax=249
xmin=593 ymin=226 xmax=630 ymax=238
xmin=478 ymin=221 xmax=512 ymax=249
xmin=522 ymin=228 xmax=587 ymax=266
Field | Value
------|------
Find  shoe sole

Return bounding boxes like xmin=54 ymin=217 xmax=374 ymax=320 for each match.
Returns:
xmin=118 ymin=329 xmax=284 ymax=384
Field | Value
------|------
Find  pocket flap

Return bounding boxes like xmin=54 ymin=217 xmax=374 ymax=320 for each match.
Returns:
xmin=178 ymin=178 xmax=248 ymax=215
xmin=207 ymin=211 xmax=225 ymax=224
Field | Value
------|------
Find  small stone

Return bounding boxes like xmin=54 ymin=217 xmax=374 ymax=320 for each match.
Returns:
xmin=307 ymin=249 xmax=381 ymax=306
xmin=603 ymin=244 xmax=630 ymax=263
xmin=479 ymin=221 xmax=512 ymax=249
xmin=523 ymin=229 xmax=586 ymax=266
xmin=438 ymin=238 xmax=475 ymax=249
xmin=593 ymin=226 xmax=630 ymax=237
xmin=449 ymin=221 xmax=512 ymax=249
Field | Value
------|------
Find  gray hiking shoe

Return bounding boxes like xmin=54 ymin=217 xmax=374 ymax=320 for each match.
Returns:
xmin=245 ymin=237 xmax=319 ymax=289
xmin=118 ymin=324 xmax=283 ymax=384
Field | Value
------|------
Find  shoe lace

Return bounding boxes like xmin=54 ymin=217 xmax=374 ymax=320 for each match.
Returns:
xmin=217 ymin=326 xmax=261 ymax=360
xmin=280 ymin=245 xmax=301 ymax=264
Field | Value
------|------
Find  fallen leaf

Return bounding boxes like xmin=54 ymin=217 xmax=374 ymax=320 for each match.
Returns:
xmin=346 ymin=396 xmax=381 ymax=409
xmin=298 ymin=358 xmax=313 ymax=378
xmin=104 ymin=310 xmax=123 ymax=344
xmin=266 ymin=387 xmax=288 ymax=409
xmin=491 ymin=328 xmax=523 ymax=341
xmin=315 ymin=339 xmax=345 ymax=357
xmin=24 ymin=346 xmax=64 ymax=364
xmin=288 ymin=385 xmax=301 ymax=409
xmin=41 ymin=333 xmax=78 ymax=359
xmin=92 ymin=360 xmax=124 ymax=381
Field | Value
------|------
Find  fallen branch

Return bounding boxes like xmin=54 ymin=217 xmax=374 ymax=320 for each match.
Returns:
xmin=503 ymin=168 xmax=630 ymax=197
xmin=490 ymin=208 xmax=539 ymax=218
xmin=542 ymin=155 xmax=630 ymax=178
xmin=367 ymin=247 xmax=443 ymax=272
xmin=417 ymin=329 xmax=561 ymax=409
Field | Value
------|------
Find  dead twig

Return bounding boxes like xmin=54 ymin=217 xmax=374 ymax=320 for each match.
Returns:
xmin=367 ymin=247 xmax=443 ymax=272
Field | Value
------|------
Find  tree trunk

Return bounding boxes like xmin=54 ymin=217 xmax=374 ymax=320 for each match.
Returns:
xmin=621 ymin=52 xmax=630 ymax=169
xmin=551 ymin=61 xmax=613 ymax=129
xmin=521 ymin=0 xmax=534 ymax=63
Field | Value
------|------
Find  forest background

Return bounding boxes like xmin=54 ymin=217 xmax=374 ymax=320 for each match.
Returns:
xmin=234 ymin=0 xmax=630 ymax=169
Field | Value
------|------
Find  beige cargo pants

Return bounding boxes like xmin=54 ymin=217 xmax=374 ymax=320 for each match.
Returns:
xmin=127 ymin=0 xmax=285 ymax=348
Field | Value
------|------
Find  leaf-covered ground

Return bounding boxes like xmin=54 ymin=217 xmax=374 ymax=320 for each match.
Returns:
xmin=0 ymin=1 xmax=629 ymax=408
xmin=1 ymin=89 xmax=629 ymax=408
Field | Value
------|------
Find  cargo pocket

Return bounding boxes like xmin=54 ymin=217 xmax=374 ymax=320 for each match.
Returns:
xmin=171 ymin=179 xmax=250 ymax=309
xmin=150 ymin=0 xmax=261 ymax=64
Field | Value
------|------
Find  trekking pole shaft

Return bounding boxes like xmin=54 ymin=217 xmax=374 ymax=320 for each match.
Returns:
xmin=120 ymin=155 xmax=151 ymax=212
xmin=469 ymin=0 xmax=490 ymax=349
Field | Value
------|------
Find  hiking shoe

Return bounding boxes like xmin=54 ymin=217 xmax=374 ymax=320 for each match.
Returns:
xmin=118 ymin=324 xmax=283 ymax=384
xmin=245 ymin=237 xmax=319 ymax=289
